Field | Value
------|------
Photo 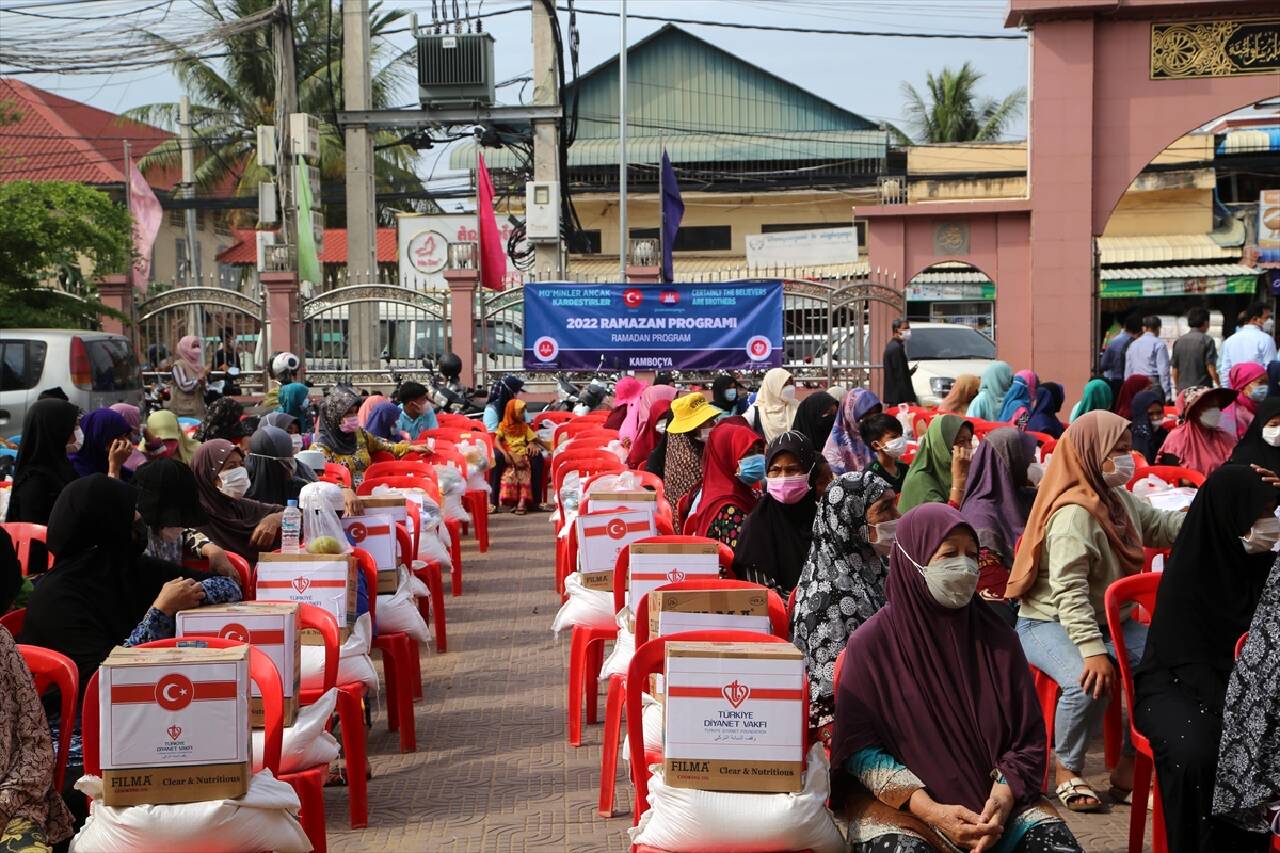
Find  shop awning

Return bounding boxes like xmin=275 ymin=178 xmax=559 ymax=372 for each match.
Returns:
xmin=565 ymin=255 xmax=869 ymax=282
xmin=1216 ymin=127 xmax=1280 ymax=155
xmin=1100 ymin=263 xmax=1261 ymax=298
xmin=1096 ymin=234 xmax=1242 ymax=265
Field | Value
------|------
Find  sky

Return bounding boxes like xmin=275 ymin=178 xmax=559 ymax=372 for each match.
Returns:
xmin=0 ymin=0 xmax=1029 ymax=205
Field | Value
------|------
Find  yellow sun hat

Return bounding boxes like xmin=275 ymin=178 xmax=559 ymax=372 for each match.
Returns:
xmin=667 ymin=392 xmax=723 ymax=434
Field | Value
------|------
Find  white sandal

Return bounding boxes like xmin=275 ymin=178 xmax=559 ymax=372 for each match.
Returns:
xmin=1056 ymin=777 xmax=1104 ymax=812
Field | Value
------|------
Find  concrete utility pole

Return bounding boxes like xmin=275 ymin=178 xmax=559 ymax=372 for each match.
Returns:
xmin=617 ymin=0 xmax=628 ymax=279
xmin=179 ymin=96 xmax=199 ymax=288
xmin=530 ymin=0 xmax=562 ymax=278
xmin=342 ymin=0 xmax=379 ymax=369
xmin=272 ymin=0 xmax=298 ymax=259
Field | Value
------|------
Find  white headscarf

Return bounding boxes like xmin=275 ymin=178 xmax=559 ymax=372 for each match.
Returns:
xmin=755 ymin=367 xmax=798 ymax=442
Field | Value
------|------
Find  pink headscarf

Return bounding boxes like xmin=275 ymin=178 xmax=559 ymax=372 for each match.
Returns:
xmin=615 ymin=376 xmax=648 ymax=444
xmin=1160 ymin=386 xmax=1238 ymax=477
xmin=110 ymin=402 xmax=149 ymax=469
xmin=177 ymin=335 xmax=204 ymax=373
xmin=632 ymin=384 xmax=678 ymax=440
xmin=1015 ymin=369 xmax=1038 ymax=399
xmin=1224 ymin=362 xmax=1267 ymax=439
xmin=357 ymin=394 xmax=387 ymax=428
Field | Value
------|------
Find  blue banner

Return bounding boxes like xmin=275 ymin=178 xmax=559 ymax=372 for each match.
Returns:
xmin=522 ymin=281 xmax=784 ymax=372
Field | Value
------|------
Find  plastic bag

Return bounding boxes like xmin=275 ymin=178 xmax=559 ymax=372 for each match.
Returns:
xmin=70 ymin=770 xmax=311 ymax=853
xmin=1130 ymin=474 xmax=1170 ymax=500
xmin=551 ymin=573 xmax=616 ymax=635
xmin=605 ymin=439 xmax=628 ymax=462
xmin=628 ymin=743 xmax=844 ymax=853
xmin=435 ymin=466 xmax=472 ymax=524
xmin=252 ymin=687 xmax=340 ymax=774
xmin=371 ymin=485 xmax=452 ymax=569
xmin=538 ymin=421 xmax=558 ymax=445
xmin=298 ymin=480 xmax=351 ymax=554
xmin=300 ymin=612 xmax=378 ymax=695
xmin=376 ymin=572 xmax=433 ymax=646
xmin=600 ymin=609 xmax=634 ymax=680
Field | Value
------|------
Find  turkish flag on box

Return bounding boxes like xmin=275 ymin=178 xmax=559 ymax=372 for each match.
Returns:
xmin=626 ymin=541 xmax=722 ymax=610
xmin=98 ymin=644 xmax=251 ymax=806
xmin=575 ymin=509 xmax=656 ymax=592
xmin=255 ymin=553 xmax=357 ymax=640
xmin=663 ymin=641 xmax=805 ymax=794
xmin=342 ymin=513 xmax=397 ymax=593
xmin=176 ymin=602 xmax=300 ymax=727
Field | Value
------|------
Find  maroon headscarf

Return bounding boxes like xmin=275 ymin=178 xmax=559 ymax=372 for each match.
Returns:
xmin=627 ymin=399 xmax=672 ymax=468
xmin=1114 ymin=374 xmax=1157 ymax=419
xmin=831 ymin=503 xmax=1046 ymax=816
xmin=684 ymin=421 xmax=761 ymax=538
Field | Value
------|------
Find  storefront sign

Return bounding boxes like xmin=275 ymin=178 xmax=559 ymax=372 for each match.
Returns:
xmin=906 ymin=282 xmax=996 ymax=302
xmin=1100 ymin=273 xmax=1259 ymax=298
xmin=1151 ymin=19 xmax=1280 ymax=79
xmin=745 ymin=227 xmax=858 ymax=268
xmin=1260 ymin=189 xmax=1280 ymax=250
xmin=522 ymin=281 xmax=784 ymax=372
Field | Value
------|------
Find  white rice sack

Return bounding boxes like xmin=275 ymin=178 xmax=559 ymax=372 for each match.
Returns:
xmin=376 ymin=573 xmax=433 ymax=646
xmin=538 ymin=422 xmax=558 ymax=445
xmin=418 ymin=525 xmax=452 ymax=568
xmin=551 ymin=573 xmax=616 ymax=636
xmin=621 ymin=692 xmax=664 ymax=764
xmin=435 ymin=466 xmax=472 ymax=524
xmin=599 ymin=609 xmax=634 ymax=680
xmin=300 ymin=612 xmax=379 ymax=696
xmin=605 ymin=439 xmax=628 ymax=462
xmin=628 ymin=743 xmax=844 ymax=853
xmin=252 ymin=688 xmax=340 ymax=774
xmin=70 ymin=770 xmax=311 ymax=853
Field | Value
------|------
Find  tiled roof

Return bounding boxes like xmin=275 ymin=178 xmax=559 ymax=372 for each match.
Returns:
xmin=216 ymin=228 xmax=400 ymax=264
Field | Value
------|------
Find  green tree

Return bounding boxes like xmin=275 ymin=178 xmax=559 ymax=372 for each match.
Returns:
xmin=895 ymin=62 xmax=1026 ymax=145
xmin=125 ymin=0 xmax=425 ymax=219
xmin=0 ymin=181 xmax=132 ymax=328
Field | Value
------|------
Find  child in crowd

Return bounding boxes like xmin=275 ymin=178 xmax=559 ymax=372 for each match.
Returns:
xmin=860 ymin=413 xmax=907 ymax=494
xmin=496 ymin=398 xmax=547 ymax=515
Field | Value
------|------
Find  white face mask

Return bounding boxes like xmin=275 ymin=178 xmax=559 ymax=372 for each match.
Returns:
xmin=160 ymin=526 xmax=184 ymax=543
xmin=1263 ymin=424 xmax=1280 ymax=447
xmin=869 ymin=518 xmax=898 ymax=556
xmin=290 ymin=433 xmax=304 ymax=453
xmin=697 ymin=425 xmax=714 ymax=442
xmin=1241 ymin=517 xmax=1280 ymax=554
xmin=899 ymin=329 xmax=912 ymax=341
xmin=880 ymin=436 xmax=908 ymax=459
xmin=780 ymin=385 xmax=797 ymax=403
xmin=1025 ymin=462 xmax=1046 ymax=486
xmin=655 ymin=420 xmax=668 ymax=435
xmin=897 ymin=542 xmax=979 ymax=609
xmin=67 ymin=426 xmax=84 ymax=453
xmin=218 ymin=466 xmax=251 ymax=498
xmin=1103 ymin=453 xmax=1135 ymax=488
xmin=1198 ymin=407 xmax=1223 ymax=429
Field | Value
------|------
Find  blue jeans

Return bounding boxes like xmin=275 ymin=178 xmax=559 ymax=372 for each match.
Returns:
xmin=1016 ymin=616 xmax=1147 ymax=774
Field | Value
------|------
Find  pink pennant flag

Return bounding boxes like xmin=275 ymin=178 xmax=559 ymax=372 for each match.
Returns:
xmin=126 ymin=157 xmax=162 ymax=291
xmin=476 ymin=152 xmax=507 ymax=292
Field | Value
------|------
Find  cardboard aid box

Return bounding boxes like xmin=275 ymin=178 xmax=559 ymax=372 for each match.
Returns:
xmin=575 ymin=509 xmax=656 ymax=592
xmin=342 ymin=510 xmax=398 ymax=593
xmin=585 ymin=488 xmax=658 ymax=519
xmin=176 ymin=602 xmax=300 ymax=727
xmin=647 ymin=589 xmax=772 ymax=698
xmin=255 ymin=553 xmax=357 ymax=642
xmin=663 ymin=642 xmax=805 ymax=793
xmin=98 ymin=644 xmax=251 ymax=806
xmin=627 ymin=541 xmax=722 ymax=610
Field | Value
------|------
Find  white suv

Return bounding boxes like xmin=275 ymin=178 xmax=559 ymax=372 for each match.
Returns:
xmin=824 ymin=322 xmax=997 ymax=407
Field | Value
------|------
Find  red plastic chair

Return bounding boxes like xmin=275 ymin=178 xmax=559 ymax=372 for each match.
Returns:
xmin=320 ymin=462 xmax=353 ymax=488
xmin=580 ymin=409 xmax=612 ymax=423
xmin=397 ymin=522 xmax=445 ymax=654
xmin=1235 ymin=631 xmax=1248 ymax=658
xmin=430 ymin=447 xmax=489 ymax=552
xmin=364 ymin=460 xmax=438 ymax=483
xmin=353 ymin=548 xmax=418 ymax=753
xmin=1127 ymin=465 xmax=1205 ymax=490
xmin=552 ymin=451 xmax=627 ymax=533
xmin=624 ymin=631 xmax=809 ymax=837
xmin=16 ymin=644 xmax=77 ymax=791
xmin=1142 ymin=547 xmax=1170 ymax=575
xmin=597 ymin=580 xmax=786 ymax=816
xmin=1 ymin=607 xmax=24 ymax=634
xmin=436 ymin=413 xmax=482 ymax=430
xmin=554 ymin=419 xmax=609 ymax=448
xmin=532 ymin=410 xmax=574 ymax=431
xmin=182 ymin=552 xmax=254 ymax=598
xmin=1 ymin=522 xmax=49 ymax=575
xmin=1027 ymin=665 xmax=1122 ymax=788
xmin=1104 ymin=573 xmax=1167 ymax=853
xmin=1025 ymin=431 xmax=1057 ymax=458
xmin=358 ymin=476 xmax=462 ymax=595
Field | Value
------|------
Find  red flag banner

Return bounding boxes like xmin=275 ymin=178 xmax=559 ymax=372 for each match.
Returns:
xmin=127 ymin=157 xmax=162 ymax=291
xmin=476 ymin=152 xmax=507 ymax=292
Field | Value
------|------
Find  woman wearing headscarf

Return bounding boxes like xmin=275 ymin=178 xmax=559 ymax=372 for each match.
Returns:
xmin=1114 ymin=374 xmax=1158 ymax=419
xmin=363 ymin=401 xmax=404 ymax=442
xmin=145 ymin=409 xmax=202 ymax=465
xmin=733 ymin=432 xmax=820 ymax=595
xmin=4 ymin=400 xmax=79 ymax=565
xmin=1129 ymin=388 xmax=1170 ymax=465
xmin=1220 ymin=362 xmax=1268 ymax=441
xmin=683 ymin=421 xmax=763 ymax=547
xmin=966 ymin=361 xmax=1013 ymax=421
xmin=495 ymin=399 xmax=549 ymax=515
xmin=937 ymin=373 xmax=980 ymax=415
xmin=790 ymin=390 xmax=837 ymax=453
xmin=626 ymin=385 xmax=678 ymax=469
xmin=190 ymin=439 xmax=286 ymax=561
xmin=662 ymin=393 xmax=723 ymax=516
xmin=821 ymin=388 xmax=882 ymax=475
xmin=1069 ymin=378 xmax=1114 ymax=422
xmin=745 ymin=367 xmax=797 ymax=442
xmin=960 ymin=427 xmax=1037 ymax=611
xmin=1025 ymin=381 xmax=1066 ymax=438
xmin=833 ymin=503 xmax=1082 ymax=853
xmin=644 ymin=407 xmax=675 ymax=478
xmin=313 ymin=387 xmax=420 ymax=483
xmin=69 ymin=407 xmax=134 ymax=480
xmin=1267 ymin=359 xmax=1280 ymax=397
xmin=1133 ymin=466 xmax=1276 ymax=853
xmin=1213 ymin=560 xmax=1280 ymax=842
xmin=790 ymin=471 xmax=899 ymax=736
xmin=276 ymin=381 xmax=313 ymax=435
xmin=110 ymin=401 xmax=162 ymax=472
xmin=710 ymin=373 xmax=744 ymax=417
xmin=133 ymin=456 xmax=237 ymax=579
xmin=356 ymin=393 xmax=388 ymax=429
xmin=194 ymin=396 xmax=249 ymax=450
xmin=898 ymin=414 xmax=975 ymax=512
xmin=482 ymin=375 xmax=524 ymax=433
xmin=998 ymin=369 xmax=1039 ymax=424
xmin=169 ymin=334 xmax=207 ymax=418
xmin=1010 ymin=410 xmax=1184 ymax=812
xmin=1229 ymin=396 xmax=1280 ymax=470
xmin=244 ymin=425 xmax=309 ymax=506
xmin=1157 ymin=386 xmax=1237 ymax=476
xmin=611 ymin=376 xmax=646 ymax=446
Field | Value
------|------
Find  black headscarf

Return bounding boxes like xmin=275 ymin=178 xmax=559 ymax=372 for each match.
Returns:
xmin=732 ymin=431 xmax=819 ymax=594
xmin=194 ymin=397 xmax=247 ymax=443
xmin=790 ymin=391 xmax=838 ymax=454
xmin=486 ymin=374 xmax=524 ymax=416
xmin=1229 ymin=397 xmax=1280 ymax=471
xmin=710 ymin=374 xmax=738 ymax=412
xmin=646 ymin=409 xmax=674 ymax=478
xmin=1267 ymin=360 xmax=1280 ymax=397
xmin=1129 ymin=388 xmax=1166 ymax=464
xmin=132 ymin=456 xmax=208 ymax=530
xmin=0 ymin=527 xmax=19 ymax=613
xmin=5 ymin=399 xmax=78 ymax=526
xmin=317 ymin=387 xmax=360 ymax=457
xmin=1135 ymin=464 xmax=1276 ymax=711
xmin=245 ymin=425 xmax=306 ymax=505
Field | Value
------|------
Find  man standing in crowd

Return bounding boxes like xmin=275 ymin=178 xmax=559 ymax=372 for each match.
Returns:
xmin=1100 ymin=314 xmax=1141 ymax=400
xmin=1125 ymin=315 xmax=1172 ymax=399
xmin=212 ymin=327 xmax=242 ymax=396
xmin=1170 ymin=307 xmax=1219 ymax=392
xmin=396 ymin=381 xmax=438 ymax=439
xmin=881 ymin=318 xmax=917 ymax=406
xmin=1218 ymin=301 xmax=1276 ymax=383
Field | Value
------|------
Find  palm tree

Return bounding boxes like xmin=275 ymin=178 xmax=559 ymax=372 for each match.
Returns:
xmin=894 ymin=62 xmax=1026 ymax=145
xmin=125 ymin=0 xmax=427 ymax=220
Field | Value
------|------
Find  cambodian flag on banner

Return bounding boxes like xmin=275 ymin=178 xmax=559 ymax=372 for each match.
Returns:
xmin=126 ymin=156 xmax=162 ymax=291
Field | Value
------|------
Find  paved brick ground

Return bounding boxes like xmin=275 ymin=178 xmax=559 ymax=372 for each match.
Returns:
xmin=322 ymin=511 xmax=1151 ymax=852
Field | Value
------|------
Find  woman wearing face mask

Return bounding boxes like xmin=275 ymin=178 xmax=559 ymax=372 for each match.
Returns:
xmin=682 ymin=421 xmax=764 ymax=547
xmin=790 ymin=471 xmax=899 ymax=737
xmin=626 ymin=385 xmax=678 ymax=469
xmin=132 ymin=456 xmax=240 ymax=579
xmin=960 ymin=428 xmax=1038 ymax=626
xmin=745 ymin=367 xmax=798 ymax=442
xmin=4 ymin=399 xmax=79 ymax=575
xmin=244 ymin=424 xmax=310 ymax=505
xmin=1114 ymin=374 xmax=1161 ymax=420
xmin=1009 ymin=410 xmax=1185 ymax=813
xmin=1156 ymin=386 xmax=1237 ymax=476
xmin=69 ymin=407 xmax=135 ymax=480
xmin=168 ymin=334 xmax=207 ymax=418
xmin=732 ymin=432 xmax=820 ymax=595
xmin=643 ymin=407 xmax=675 ymax=478
xmin=937 ymin=373 xmax=980 ymax=416
xmin=661 ymin=392 xmax=724 ymax=517
xmin=1133 ymin=466 xmax=1276 ymax=853
xmin=482 ymin=374 xmax=525 ymax=433
xmin=313 ymin=387 xmax=422 ymax=483
xmin=261 ymin=411 xmax=310 ymax=456
xmin=898 ymin=414 xmax=975 ymax=512
xmin=833 ymin=503 xmax=1083 ymax=853
xmin=190 ymin=439 xmax=286 ymax=561
xmin=1228 ymin=397 xmax=1280 ymax=470
xmin=997 ymin=369 xmax=1039 ymax=425
xmin=1129 ymin=389 xmax=1170 ymax=465
xmin=110 ymin=401 xmax=163 ymax=471
xmin=822 ymin=388 xmax=883 ymax=475
xmin=145 ymin=409 xmax=202 ymax=464
xmin=710 ymin=372 xmax=745 ymax=418
xmin=1221 ymin=362 xmax=1268 ymax=441
xmin=276 ymin=381 xmax=313 ymax=435
xmin=1026 ymin=381 xmax=1066 ymax=438
xmin=790 ymin=390 xmax=838 ymax=452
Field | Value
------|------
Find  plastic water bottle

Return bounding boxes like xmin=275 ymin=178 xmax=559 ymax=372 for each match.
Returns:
xmin=281 ymin=499 xmax=302 ymax=554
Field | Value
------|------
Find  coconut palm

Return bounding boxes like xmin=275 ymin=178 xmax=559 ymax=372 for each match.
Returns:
xmin=894 ymin=62 xmax=1026 ymax=145
xmin=125 ymin=0 xmax=424 ymax=217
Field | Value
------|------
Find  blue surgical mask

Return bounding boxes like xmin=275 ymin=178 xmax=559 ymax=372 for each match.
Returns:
xmin=725 ymin=388 xmax=738 ymax=402
xmin=1250 ymin=385 xmax=1268 ymax=402
xmin=736 ymin=453 xmax=766 ymax=485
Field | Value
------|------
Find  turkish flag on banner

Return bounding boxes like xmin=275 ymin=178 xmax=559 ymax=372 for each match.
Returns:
xmin=476 ymin=152 xmax=507 ymax=292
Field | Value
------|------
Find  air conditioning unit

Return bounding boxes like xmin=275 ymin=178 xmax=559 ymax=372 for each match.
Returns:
xmin=256 ymin=126 xmax=276 ymax=168
xmin=288 ymin=113 xmax=321 ymax=161
xmin=417 ymin=32 xmax=495 ymax=107
xmin=258 ymin=181 xmax=277 ymax=224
